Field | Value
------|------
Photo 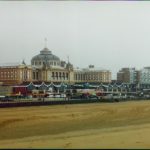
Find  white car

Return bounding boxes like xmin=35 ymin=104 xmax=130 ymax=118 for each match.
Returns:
xmin=61 ymin=94 xmax=66 ymax=98
xmin=103 ymin=94 xmax=113 ymax=100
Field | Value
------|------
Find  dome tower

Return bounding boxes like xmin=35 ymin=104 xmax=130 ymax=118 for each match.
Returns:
xmin=31 ymin=47 xmax=61 ymax=68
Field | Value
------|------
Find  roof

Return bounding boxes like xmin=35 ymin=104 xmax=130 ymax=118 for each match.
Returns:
xmin=74 ymin=67 xmax=110 ymax=72
xmin=31 ymin=47 xmax=60 ymax=62
xmin=0 ymin=62 xmax=28 ymax=68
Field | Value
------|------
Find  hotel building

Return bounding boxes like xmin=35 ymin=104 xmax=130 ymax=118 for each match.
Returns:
xmin=31 ymin=47 xmax=74 ymax=83
xmin=0 ymin=62 xmax=32 ymax=85
xmin=74 ymin=65 xmax=111 ymax=83
xmin=0 ymin=46 xmax=112 ymax=85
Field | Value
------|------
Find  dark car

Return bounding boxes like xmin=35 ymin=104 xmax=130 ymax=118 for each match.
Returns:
xmin=88 ymin=94 xmax=99 ymax=100
xmin=0 ymin=97 xmax=14 ymax=102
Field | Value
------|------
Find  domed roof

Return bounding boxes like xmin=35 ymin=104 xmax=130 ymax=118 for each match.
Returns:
xmin=31 ymin=47 xmax=60 ymax=62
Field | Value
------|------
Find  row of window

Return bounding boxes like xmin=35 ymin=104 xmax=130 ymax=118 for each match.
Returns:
xmin=74 ymin=74 xmax=110 ymax=81
xmin=0 ymin=71 xmax=30 ymax=75
xmin=32 ymin=72 xmax=69 ymax=80
xmin=20 ymin=75 xmax=30 ymax=80
xmin=0 ymin=71 xmax=17 ymax=74
xmin=52 ymin=72 xmax=68 ymax=78
xmin=52 ymin=77 xmax=69 ymax=80
xmin=0 ymin=71 xmax=31 ymax=79
xmin=32 ymin=61 xmax=60 ymax=66
xmin=141 ymin=79 xmax=150 ymax=82
xmin=0 ymin=75 xmax=18 ymax=79
xmin=0 ymin=74 xmax=31 ymax=78
xmin=141 ymin=75 xmax=150 ymax=78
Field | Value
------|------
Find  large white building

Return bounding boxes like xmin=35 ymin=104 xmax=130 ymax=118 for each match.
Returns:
xmin=0 ymin=46 xmax=112 ymax=85
xmin=139 ymin=67 xmax=150 ymax=84
xmin=31 ymin=47 xmax=74 ymax=83
xmin=74 ymin=65 xmax=111 ymax=83
xmin=0 ymin=62 xmax=32 ymax=85
xmin=31 ymin=47 xmax=112 ymax=84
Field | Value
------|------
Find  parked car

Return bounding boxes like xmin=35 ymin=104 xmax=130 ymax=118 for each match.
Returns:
xmin=0 ymin=96 xmax=14 ymax=102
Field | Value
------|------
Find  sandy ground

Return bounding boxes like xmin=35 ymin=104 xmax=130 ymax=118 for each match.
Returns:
xmin=1 ymin=100 xmax=150 ymax=148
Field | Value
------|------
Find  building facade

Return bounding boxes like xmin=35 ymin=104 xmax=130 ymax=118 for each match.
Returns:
xmin=31 ymin=47 xmax=74 ymax=83
xmin=74 ymin=65 xmax=111 ymax=83
xmin=117 ymin=68 xmax=138 ymax=84
xmin=139 ymin=67 xmax=150 ymax=84
xmin=0 ymin=46 xmax=112 ymax=85
xmin=0 ymin=62 xmax=32 ymax=85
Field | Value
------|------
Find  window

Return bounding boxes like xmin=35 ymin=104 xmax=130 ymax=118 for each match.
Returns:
xmin=56 ymin=72 xmax=58 ymax=78
xmin=62 ymin=72 xmax=65 ymax=77
xmin=66 ymin=73 xmax=68 ymax=78
xmin=52 ymin=72 xmax=54 ymax=77
xmin=59 ymin=72 xmax=61 ymax=77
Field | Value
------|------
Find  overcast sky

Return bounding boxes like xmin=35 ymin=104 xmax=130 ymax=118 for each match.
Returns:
xmin=0 ymin=1 xmax=150 ymax=79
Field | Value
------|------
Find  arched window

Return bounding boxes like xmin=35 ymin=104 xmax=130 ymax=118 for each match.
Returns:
xmin=81 ymin=74 xmax=83 ymax=80
xmin=59 ymin=72 xmax=61 ymax=77
xmin=62 ymin=72 xmax=65 ymax=79
xmin=66 ymin=73 xmax=68 ymax=78
xmin=78 ymin=74 xmax=80 ymax=80
xmin=56 ymin=72 xmax=58 ymax=77
xmin=52 ymin=72 xmax=54 ymax=77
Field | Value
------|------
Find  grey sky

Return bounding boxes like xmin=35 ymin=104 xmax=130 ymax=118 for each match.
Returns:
xmin=0 ymin=1 xmax=150 ymax=79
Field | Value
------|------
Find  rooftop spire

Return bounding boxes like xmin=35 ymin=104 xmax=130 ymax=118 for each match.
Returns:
xmin=22 ymin=59 xmax=26 ymax=65
xmin=44 ymin=38 xmax=47 ymax=48
xmin=67 ymin=55 xmax=70 ymax=63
